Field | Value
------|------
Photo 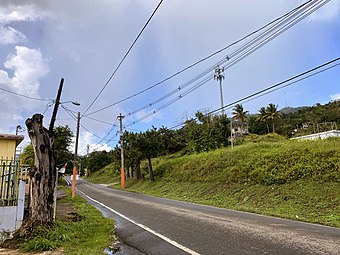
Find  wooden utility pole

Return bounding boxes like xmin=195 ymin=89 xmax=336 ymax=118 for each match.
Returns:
xmin=118 ymin=113 xmax=125 ymax=189
xmin=49 ymin=78 xmax=64 ymax=133
xmin=72 ymin=112 xmax=81 ymax=199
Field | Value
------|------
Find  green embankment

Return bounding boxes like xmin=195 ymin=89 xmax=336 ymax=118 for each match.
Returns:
xmin=89 ymin=136 xmax=340 ymax=227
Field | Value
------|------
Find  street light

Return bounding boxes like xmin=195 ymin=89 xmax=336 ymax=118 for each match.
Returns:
xmin=15 ymin=125 xmax=24 ymax=135
xmin=60 ymin=101 xmax=80 ymax=106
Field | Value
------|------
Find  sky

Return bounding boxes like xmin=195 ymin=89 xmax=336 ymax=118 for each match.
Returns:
xmin=0 ymin=0 xmax=339 ymax=154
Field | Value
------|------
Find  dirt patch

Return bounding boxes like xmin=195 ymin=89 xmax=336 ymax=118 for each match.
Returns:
xmin=56 ymin=203 xmax=83 ymax=222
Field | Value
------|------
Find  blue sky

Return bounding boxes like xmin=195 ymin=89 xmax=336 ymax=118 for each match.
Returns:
xmin=0 ymin=0 xmax=339 ymax=154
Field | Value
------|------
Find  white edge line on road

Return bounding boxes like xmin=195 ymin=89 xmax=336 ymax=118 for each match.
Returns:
xmin=78 ymin=190 xmax=201 ymax=255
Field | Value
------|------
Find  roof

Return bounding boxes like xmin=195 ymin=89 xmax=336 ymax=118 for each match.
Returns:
xmin=0 ymin=134 xmax=24 ymax=146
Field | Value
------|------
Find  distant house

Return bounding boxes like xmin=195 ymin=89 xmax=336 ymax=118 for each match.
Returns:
xmin=291 ymin=130 xmax=340 ymax=141
xmin=0 ymin=134 xmax=24 ymax=160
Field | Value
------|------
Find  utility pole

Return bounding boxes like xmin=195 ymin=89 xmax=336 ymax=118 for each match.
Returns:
xmin=230 ymin=115 xmax=234 ymax=149
xmin=118 ymin=113 xmax=125 ymax=189
xmin=214 ymin=66 xmax=225 ymax=116
xmin=72 ymin=112 xmax=81 ymax=199
xmin=49 ymin=78 xmax=64 ymax=133
xmin=86 ymin=144 xmax=90 ymax=177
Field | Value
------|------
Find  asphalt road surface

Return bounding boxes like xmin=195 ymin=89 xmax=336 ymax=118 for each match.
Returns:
xmin=71 ymin=178 xmax=340 ymax=255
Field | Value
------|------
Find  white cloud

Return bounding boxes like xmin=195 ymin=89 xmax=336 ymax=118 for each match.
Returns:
xmin=0 ymin=46 xmax=49 ymax=133
xmin=0 ymin=5 xmax=43 ymax=45
xmin=74 ymin=130 xmax=113 ymax=156
xmin=89 ymin=143 xmax=112 ymax=153
xmin=330 ymin=93 xmax=340 ymax=101
xmin=0 ymin=26 xmax=26 ymax=44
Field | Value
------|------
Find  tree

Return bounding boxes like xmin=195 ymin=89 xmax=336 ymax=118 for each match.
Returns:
xmin=20 ymin=144 xmax=34 ymax=166
xmin=256 ymin=107 xmax=270 ymax=133
xmin=232 ymin=104 xmax=249 ymax=132
xmin=123 ymin=132 xmax=144 ymax=179
xmin=22 ymin=114 xmax=56 ymax=233
xmin=87 ymin=150 xmax=114 ymax=174
xmin=138 ymin=128 xmax=162 ymax=181
xmin=54 ymin=126 xmax=73 ymax=168
xmin=266 ymin=103 xmax=281 ymax=133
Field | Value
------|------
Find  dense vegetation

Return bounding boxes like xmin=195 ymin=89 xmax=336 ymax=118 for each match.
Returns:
xmin=88 ymin=136 xmax=340 ymax=227
xmin=84 ymin=100 xmax=339 ymax=179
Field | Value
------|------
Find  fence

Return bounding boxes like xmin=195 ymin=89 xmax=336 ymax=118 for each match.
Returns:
xmin=0 ymin=158 xmax=20 ymax=206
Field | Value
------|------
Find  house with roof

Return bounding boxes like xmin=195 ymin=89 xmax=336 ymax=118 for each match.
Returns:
xmin=0 ymin=134 xmax=24 ymax=160
xmin=0 ymin=133 xmax=25 ymax=238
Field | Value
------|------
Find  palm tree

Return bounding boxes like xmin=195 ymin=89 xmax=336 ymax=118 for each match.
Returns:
xmin=256 ymin=107 xmax=269 ymax=133
xmin=266 ymin=103 xmax=281 ymax=133
xmin=232 ymin=104 xmax=249 ymax=132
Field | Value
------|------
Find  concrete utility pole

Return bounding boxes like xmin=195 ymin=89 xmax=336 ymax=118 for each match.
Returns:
xmin=230 ymin=115 xmax=234 ymax=149
xmin=72 ymin=112 xmax=81 ymax=199
xmin=118 ymin=113 xmax=125 ymax=189
xmin=214 ymin=66 xmax=225 ymax=116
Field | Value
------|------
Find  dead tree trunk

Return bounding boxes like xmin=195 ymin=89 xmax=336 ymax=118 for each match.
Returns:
xmin=21 ymin=114 xmax=56 ymax=234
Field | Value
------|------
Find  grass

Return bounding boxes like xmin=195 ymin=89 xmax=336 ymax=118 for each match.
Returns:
xmin=100 ymin=137 xmax=340 ymax=228
xmin=7 ymin=188 xmax=115 ymax=254
xmin=87 ymin=163 xmax=119 ymax=184
xmin=116 ymin=179 xmax=340 ymax=227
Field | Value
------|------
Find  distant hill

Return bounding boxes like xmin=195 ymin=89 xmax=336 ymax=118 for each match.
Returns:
xmin=279 ymin=106 xmax=307 ymax=114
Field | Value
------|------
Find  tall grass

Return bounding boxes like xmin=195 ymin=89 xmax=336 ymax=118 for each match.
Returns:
xmin=111 ymin=137 xmax=340 ymax=227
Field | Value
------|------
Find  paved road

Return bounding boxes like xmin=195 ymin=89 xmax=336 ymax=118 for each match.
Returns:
xmin=73 ymin=178 xmax=340 ymax=255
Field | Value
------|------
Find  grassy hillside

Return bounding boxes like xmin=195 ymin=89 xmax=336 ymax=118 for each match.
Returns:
xmin=89 ymin=136 xmax=340 ymax=227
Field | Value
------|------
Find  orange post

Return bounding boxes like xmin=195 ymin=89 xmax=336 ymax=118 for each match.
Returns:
xmin=121 ymin=167 xmax=125 ymax=189
xmin=72 ymin=165 xmax=77 ymax=199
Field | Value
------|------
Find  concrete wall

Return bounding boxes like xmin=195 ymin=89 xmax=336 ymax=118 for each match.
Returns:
xmin=0 ymin=140 xmax=16 ymax=159
xmin=291 ymin=130 xmax=340 ymax=141
xmin=0 ymin=180 xmax=25 ymax=233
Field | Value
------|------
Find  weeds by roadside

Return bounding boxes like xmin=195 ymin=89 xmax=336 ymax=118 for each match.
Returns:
xmin=2 ymin=188 xmax=115 ymax=254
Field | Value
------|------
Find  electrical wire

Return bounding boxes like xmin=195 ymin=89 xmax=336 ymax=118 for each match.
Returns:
xmin=169 ymin=57 xmax=340 ymax=129
xmin=83 ymin=115 xmax=116 ymax=126
xmin=85 ymin=0 xmax=316 ymax=117
xmin=61 ymin=105 xmax=111 ymax=142
xmin=81 ymin=0 xmax=331 ymax=146
xmin=83 ymin=0 xmax=327 ymax=144
xmin=82 ymin=0 xmax=164 ymax=116
xmin=0 ymin=86 xmax=52 ymax=101
xmin=123 ymin=0 xmax=328 ymax=124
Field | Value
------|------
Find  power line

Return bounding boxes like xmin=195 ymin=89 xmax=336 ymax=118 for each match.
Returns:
xmin=169 ymin=57 xmax=340 ymax=129
xmin=61 ymin=105 xmax=111 ymax=142
xmin=123 ymin=0 xmax=328 ymax=124
xmin=81 ymin=0 xmax=330 ymax=144
xmin=85 ymin=0 xmax=315 ymax=117
xmin=83 ymin=115 xmax=115 ymax=126
xmin=82 ymin=0 xmax=164 ymax=116
xmin=0 ymin=86 xmax=52 ymax=101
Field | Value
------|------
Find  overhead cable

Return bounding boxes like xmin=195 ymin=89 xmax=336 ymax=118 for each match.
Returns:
xmin=85 ymin=0 xmax=315 ymax=117
xmin=82 ymin=0 xmax=164 ymax=116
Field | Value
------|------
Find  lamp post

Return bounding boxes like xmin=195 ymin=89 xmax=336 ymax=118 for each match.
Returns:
xmin=15 ymin=125 xmax=22 ymax=135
